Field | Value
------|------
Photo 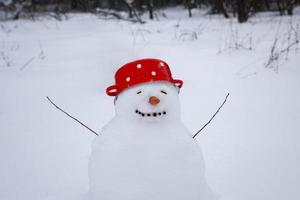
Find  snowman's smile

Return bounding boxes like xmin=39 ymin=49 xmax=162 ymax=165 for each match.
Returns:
xmin=135 ymin=109 xmax=167 ymax=117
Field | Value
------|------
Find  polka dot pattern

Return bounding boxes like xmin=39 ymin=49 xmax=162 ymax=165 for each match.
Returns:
xmin=106 ymin=58 xmax=183 ymax=96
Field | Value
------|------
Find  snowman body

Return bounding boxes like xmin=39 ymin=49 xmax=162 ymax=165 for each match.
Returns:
xmin=89 ymin=81 xmax=216 ymax=200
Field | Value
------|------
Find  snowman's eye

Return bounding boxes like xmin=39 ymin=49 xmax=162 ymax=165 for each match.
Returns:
xmin=137 ymin=91 xmax=142 ymax=94
xmin=161 ymin=90 xmax=167 ymax=95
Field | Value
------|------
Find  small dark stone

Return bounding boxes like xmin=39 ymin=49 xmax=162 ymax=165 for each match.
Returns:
xmin=147 ymin=114 xmax=151 ymax=117
xmin=153 ymin=113 xmax=157 ymax=117
xmin=158 ymin=112 xmax=161 ymax=115
xmin=142 ymin=114 xmax=145 ymax=117
xmin=163 ymin=111 xmax=166 ymax=115
xmin=135 ymin=110 xmax=138 ymax=113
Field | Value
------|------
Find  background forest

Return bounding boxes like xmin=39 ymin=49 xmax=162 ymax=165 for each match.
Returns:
xmin=1 ymin=0 xmax=300 ymax=22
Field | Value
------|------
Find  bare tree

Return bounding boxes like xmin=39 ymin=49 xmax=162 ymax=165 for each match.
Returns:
xmin=147 ymin=0 xmax=154 ymax=20
xmin=1 ymin=0 xmax=299 ymax=22
xmin=276 ymin=0 xmax=296 ymax=15
xmin=212 ymin=0 xmax=230 ymax=18
xmin=236 ymin=0 xmax=248 ymax=23
xmin=186 ymin=0 xmax=196 ymax=18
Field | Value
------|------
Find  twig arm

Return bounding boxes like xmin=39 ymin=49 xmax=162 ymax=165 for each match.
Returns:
xmin=193 ymin=93 xmax=230 ymax=139
xmin=46 ymin=96 xmax=99 ymax=136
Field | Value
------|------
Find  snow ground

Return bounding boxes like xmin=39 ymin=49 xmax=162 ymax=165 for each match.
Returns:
xmin=0 ymin=7 xmax=300 ymax=200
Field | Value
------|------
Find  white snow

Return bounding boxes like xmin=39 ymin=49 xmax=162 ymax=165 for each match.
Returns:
xmin=0 ymin=7 xmax=300 ymax=200
xmin=0 ymin=0 xmax=13 ymax=6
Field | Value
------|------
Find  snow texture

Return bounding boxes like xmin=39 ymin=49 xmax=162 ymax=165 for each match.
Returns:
xmin=0 ymin=0 xmax=12 ymax=6
xmin=89 ymin=82 xmax=216 ymax=200
xmin=0 ymin=7 xmax=300 ymax=200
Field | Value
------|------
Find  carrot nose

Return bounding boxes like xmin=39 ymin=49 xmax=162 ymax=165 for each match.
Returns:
xmin=149 ymin=96 xmax=160 ymax=106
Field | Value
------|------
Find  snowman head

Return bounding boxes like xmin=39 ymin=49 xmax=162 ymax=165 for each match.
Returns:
xmin=114 ymin=81 xmax=181 ymax=122
xmin=106 ymin=59 xmax=183 ymax=123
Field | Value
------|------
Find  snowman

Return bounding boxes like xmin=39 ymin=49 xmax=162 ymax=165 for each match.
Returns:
xmin=89 ymin=58 xmax=216 ymax=200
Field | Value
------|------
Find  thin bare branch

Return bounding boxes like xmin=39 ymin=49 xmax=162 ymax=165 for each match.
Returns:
xmin=46 ymin=96 xmax=99 ymax=136
xmin=20 ymin=56 xmax=35 ymax=71
xmin=193 ymin=93 xmax=230 ymax=139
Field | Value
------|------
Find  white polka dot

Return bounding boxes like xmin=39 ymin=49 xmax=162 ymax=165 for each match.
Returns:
xmin=137 ymin=64 xmax=142 ymax=69
xmin=126 ymin=77 xmax=130 ymax=82
xmin=159 ymin=62 xmax=164 ymax=67
xmin=151 ymin=71 xmax=156 ymax=76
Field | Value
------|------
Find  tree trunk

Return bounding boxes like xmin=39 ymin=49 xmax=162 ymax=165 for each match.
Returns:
xmin=120 ymin=0 xmax=133 ymax=18
xmin=236 ymin=0 xmax=248 ymax=23
xmin=108 ymin=0 xmax=116 ymax=10
xmin=31 ymin=0 xmax=37 ymax=12
xmin=287 ymin=0 xmax=295 ymax=15
xmin=220 ymin=1 xmax=229 ymax=18
xmin=71 ymin=0 xmax=78 ymax=10
xmin=213 ymin=0 xmax=229 ymax=18
xmin=186 ymin=0 xmax=194 ymax=18
xmin=263 ymin=0 xmax=270 ymax=10
xmin=276 ymin=0 xmax=285 ymax=15
xmin=188 ymin=7 xmax=192 ymax=17
xmin=147 ymin=0 xmax=154 ymax=20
